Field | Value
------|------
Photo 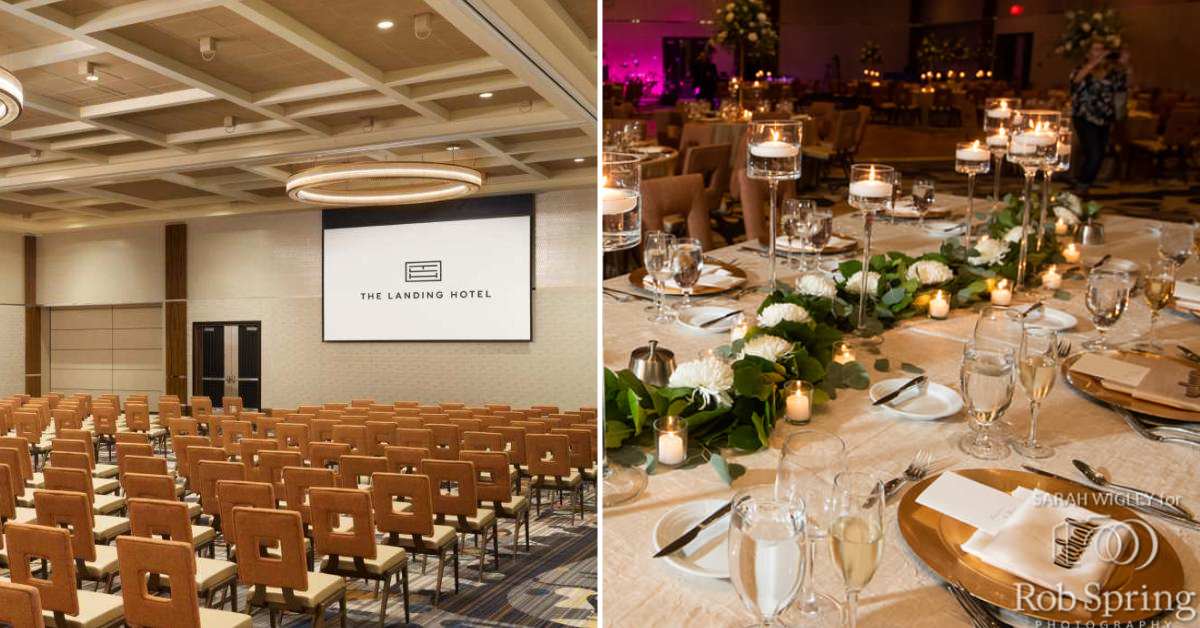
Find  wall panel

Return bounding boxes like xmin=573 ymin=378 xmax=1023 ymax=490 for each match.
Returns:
xmin=48 ymin=305 xmax=163 ymax=409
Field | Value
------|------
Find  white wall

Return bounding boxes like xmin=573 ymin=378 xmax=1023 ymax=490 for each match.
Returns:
xmin=0 ymin=232 xmax=24 ymax=395
xmin=37 ymin=225 xmax=164 ymax=307
xmin=187 ymin=188 xmax=597 ymax=410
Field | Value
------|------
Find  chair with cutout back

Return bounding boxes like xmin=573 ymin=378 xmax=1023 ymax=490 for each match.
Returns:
xmin=115 ymin=535 xmax=249 ymax=628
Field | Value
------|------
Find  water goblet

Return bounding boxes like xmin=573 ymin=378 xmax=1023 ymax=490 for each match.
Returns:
xmin=728 ymin=485 xmax=807 ymax=627
xmin=1158 ymin=222 xmax=1195 ymax=270
xmin=1083 ymin=268 xmax=1134 ymax=350
xmin=670 ymin=237 xmax=703 ymax=312
xmin=642 ymin=232 xmax=676 ymax=323
xmin=959 ymin=343 xmax=1016 ymax=460
xmin=911 ymin=177 xmax=935 ymax=228
xmin=781 ymin=199 xmax=812 ymax=271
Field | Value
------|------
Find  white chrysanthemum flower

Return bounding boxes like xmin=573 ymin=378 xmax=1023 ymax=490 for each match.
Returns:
xmin=758 ymin=303 xmax=811 ymax=327
xmin=1060 ymin=192 xmax=1083 ymax=216
xmin=757 ymin=12 xmax=767 ymax=21
xmin=668 ymin=357 xmax=733 ymax=394
xmin=795 ymin=273 xmax=837 ymax=299
xmin=843 ymin=270 xmax=881 ymax=295
xmin=968 ymin=236 xmax=1009 ymax=266
xmin=1003 ymin=225 xmax=1024 ymax=243
xmin=1053 ymin=205 xmax=1081 ymax=225
xmin=905 ymin=260 xmax=954 ymax=285
xmin=747 ymin=32 xmax=758 ymax=42
xmin=742 ymin=334 xmax=793 ymax=362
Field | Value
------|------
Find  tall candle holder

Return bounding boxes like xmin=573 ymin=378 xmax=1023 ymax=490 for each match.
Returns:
xmin=1037 ymin=126 xmax=1072 ymax=252
xmin=602 ymin=152 xmax=642 ymax=252
xmin=848 ymin=164 xmax=895 ymax=342
xmin=955 ymin=140 xmax=991 ymax=245
xmin=746 ymin=121 xmax=803 ymax=292
xmin=1006 ymin=110 xmax=1060 ymax=290
xmin=983 ymin=98 xmax=1020 ymax=207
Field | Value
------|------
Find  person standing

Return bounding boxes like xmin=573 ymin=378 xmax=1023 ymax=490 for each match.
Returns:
xmin=1069 ymin=38 xmax=1130 ymax=196
xmin=691 ymin=46 xmax=718 ymax=108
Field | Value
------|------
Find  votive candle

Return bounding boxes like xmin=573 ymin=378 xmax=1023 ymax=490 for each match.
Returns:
xmin=1063 ymin=243 xmax=1081 ymax=264
xmin=991 ymin=279 xmax=1013 ymax=305
xmin=1042 ymin=265 xmax=1062 ymax=290
xmin=929 ymin=290 xmax=950 ymax=319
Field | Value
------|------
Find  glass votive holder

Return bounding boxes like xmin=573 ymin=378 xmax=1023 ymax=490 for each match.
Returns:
xmin=746 ymin=120 xmax=802 ymax=181
xmin=847 ymin=163 xmax=895 ymax=213
xmin=954 ymin=140 xmax=991 ymax=175
xmin=1008 ymin=109 xmax=1060 ymax=169
xmin=832 ymin=340 xmax=856 ymax=365
xmin=728 ymin=312 xmax=751 ymax=344
xmin=654 ymin=416 xmax=688 ymax=467
xmin=602 ymin=152 xmax=641 ymax=253
xmin=983 ymin=97 xmax=1020 ymax=133
xmin=782 ymin=381 xmax=814 ymax=425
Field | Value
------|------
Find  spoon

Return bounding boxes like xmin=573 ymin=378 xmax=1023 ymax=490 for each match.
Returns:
xmin=1071 ymin=459 xmax=1192 ymax=519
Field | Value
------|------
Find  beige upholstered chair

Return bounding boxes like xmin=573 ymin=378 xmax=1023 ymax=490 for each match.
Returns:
xmin=6 ymin=522 xmax=124 ymax=628
xmin=371 ymin=473 xmax=459 ymax=604
xmin=640 ymin=174 xmax=714 ymax=249
xmin=420 ymin=459 xmax=498 ymax=579
xmin=115 ymin=535 xmax=249 ymax=627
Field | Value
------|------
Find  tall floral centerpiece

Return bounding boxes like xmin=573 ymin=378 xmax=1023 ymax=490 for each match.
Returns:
xmin=859 ymin=40 xmax=883 ymax=74
xmin=710 ymin=0 xmax=779 ymax=99
xmin=1055 ymin=9 xmax=1123 ymax=59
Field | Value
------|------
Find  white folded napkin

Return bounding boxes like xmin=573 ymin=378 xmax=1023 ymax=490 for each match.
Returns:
xmin=1174 ymin=282 xmax=1200 ymax=308
xmin=1069 ymin=353 xmax=1149 ymax=394
xmin=962 ymin=487 xmax=1129 ymax=600
xmin=644 ymin=265 xmax=741 ymax=290
xmin=774 ymin=235 xmax=854 ymax=253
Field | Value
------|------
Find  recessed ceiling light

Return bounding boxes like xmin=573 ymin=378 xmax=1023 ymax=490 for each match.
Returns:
xmin=573 ymin=157 xmax=585 ymax=163
xmin=446 ymin=144 xmax=461 ymax=151
xmin=478 ymin=92 xmax=494 ymax=99
xmin=376 ymin=19 xmax=394 ymax=30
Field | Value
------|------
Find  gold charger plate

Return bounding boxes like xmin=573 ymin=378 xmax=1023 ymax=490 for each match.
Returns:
xmin=628 ymin=258 xmax=748 ymax=296
xmin=1062 ymin=350 xmax=1200 ymax=424
xmin=898 ymin=468 xmax=1185 ymax=625
xmin=882 ymin=204 xmax=954 ymax=219
xmin=775 ymin=231 xmax=860 ymax=255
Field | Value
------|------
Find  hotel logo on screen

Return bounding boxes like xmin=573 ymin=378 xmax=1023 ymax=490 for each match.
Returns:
xmin=404 ymin=260 xmax=442 ymax=282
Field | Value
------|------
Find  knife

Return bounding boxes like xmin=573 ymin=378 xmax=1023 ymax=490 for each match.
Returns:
xmin=653 ymin=501 xmax=732 ymax=558
xmin=603 ymin=288 xmax=655 ymax=302
xmin=1177 ymin=345 xmax=1200 ymax=364
xmin=1021 ymin=301 xmax=1044 ymax=319
xmin=872 ymin=376 xmax=927 ymax=406
xmin=1090 ymin=254 xmax=1112 ymax=270
xmin=1022 ymin=465 xmax=1200 ymax=531
xmin=699 ymin=310 xmax=742 ymax=328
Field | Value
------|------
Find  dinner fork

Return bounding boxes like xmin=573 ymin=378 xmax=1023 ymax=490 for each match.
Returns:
xmin=1056 ymin=339 xmax=1072 ymax=359
xmin=946 ymin=581 xmax=1006 ymax=628
xmin=878 ymin=450 xmax=935 ymax=502
xmin=1117 ymin=407 xmax=1200 ymax=449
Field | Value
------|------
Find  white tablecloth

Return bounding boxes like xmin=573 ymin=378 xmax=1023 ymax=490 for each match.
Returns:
xmin=602 ymin=212 xmax=1200 ymax=627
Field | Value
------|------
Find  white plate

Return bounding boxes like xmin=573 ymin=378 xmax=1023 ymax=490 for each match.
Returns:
xmin=869 ymin=378 xmax=963 ymax=421
xmin=1022 ymin=306 xmax=1077 ymax=332
xmin=677 ymin=306 xmax=740 ymax=333
xmin=633 ymin=145 xmax=670 ymax=154
xmin=652 ymin=499 xmax=730 ymax=579
xmin=922 ymin=220 xmax=965 ymax=237
xmin=773 ymin=235 xmax=856 ymax=253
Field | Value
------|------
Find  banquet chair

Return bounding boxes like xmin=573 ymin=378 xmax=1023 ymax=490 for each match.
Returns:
xmin=371 ymin=472 xmax=459 ymax=604
xmin=554 ymin=428 xmax=598 ymax=505
xmin=395 ymin=417 xmax=423 ymax=430
xmin=49 ymin=438 xmax=112 ymax=485
xmin=239 ymin=438 xmax=277 ymax=483
xmin=337 ymin=455 xmax=387 ymax=490
xmin=187 ymin=446 xmax=228 ymax=493
xmin=195 ymin=461 xmax=244 ymax=530
xmin=427 ymin=424 xmax=461 ymax=461
xmin=33 ymin=490 xmax=121 ymax=591
xmin=159 ymin=400 xmax=182 ymax=423
xmin=394 ymin=408 xmax=420 ymax=418
xmin=461 ymin=451 xmax=530 ymax=554
xmin=232 ymin=507 xmax=347 ymax=626
xmin=421 ymin=459 xmax=498 ymax=579
xmin=677 ymin=123 xmax=715 ymax=168
xmin=331 ymin=424 xmax=368 ymax=455
xmin=0 ymin=446 xmax=34 ymax=508
xmin=172 ymin=435 xmax=211 ymax=493
xmin=285 ymin=413 xmax=315 ymax=428
xmin=384 ymin=446 xmax=428 ymax=474
xmin=311 ymin=418 xmax=338 ymax=442
xmin=445 ymin=410 xmax=473 ymax=420
xmin=310 ymin=487 xmax=410 ymax=625
xmin=417 ymin=405 xmax=440 ymax=415
xmin=493 ymin=426 xmax=529 ymax=482
xmin=115 ymin=443 xmax=154 ymax=488
xmin=681 ymin=143 xmax=732 ymax=216
xmin=0 ymin=461 xmax=33 ymax=525
xmin=350 ymin=399 xmax=374 ymax=408
xmin=258 ymin=450 xmax=303 ymax=498
xmin=6 ymin=522 xmax=124 ymax=628
xmin=168 ymin=418 xmax=200 ymax=436
xmin=512 ymin=420 xmax=548 ymax=435
xmin=190 ymin=396 xmax=213 ymax=420
xmin=115 ymin=535 xmax=249 ymax=627
xmin=393 ymin=401 xmax=419 ymax=409
xmin=216 ymin=480 xmax=275 ymax=561
xmin=641 ymin=174 xmax=714 ymax=248
xmin=368 ymin=405 xmax=393 ymax=414
xmin=282 ymin=466 xmax=337 ymax=536
xmin=44 ymin=457 xmax=123 ymax=516
xmin=447 ymin=418 xmax=482 ymax=434
xmin=438 ymin=402 xmax=465 ymax=411
xmin=220 ymin=421 xmax=252 ymax=458
xmin=52 ymin=408 xmax=82 ymax=431
xmin=252 ymin=416 xmax=281 ymax=439
xmin=484 ymin=403 xmax=510 ymax=412
xmin=365 ymin=421 xmax=397 ymax=456
xmin=125 ymin=498 xmax=229 ymax=593
xmin=114 ymin=432 xmax=149 ymax=446
xmin=124 ymin=472 xmax=204 ymax=523
xmin=462 ymin=431 xmax=503 ymax=453
xmin=479 ymin=415 xmax=507 ymax=431
xmin=0 ymin=579 xmax=45 ymax=628
xmin=309 ymin=442 xmax=351 ymax=474
xmin=297 ymin=405 xmax=321 ymax=416
xmin=395 ymin=428 xmax=433 ymax=449
xmin=41 ymin=466 xmax=130 ymax=542
xmin=801 ymin=107 xmax=861 ymax=190
xmin=526 ymin=433 xmax=584 ymax=524
xmin=196 ymin=414 xmax=220 ymax=440
xmin=220 ymin=397 xmax=243 ymax=416
xmin=323 ymin=403 xmax=347 ymax=411
xmin=12 ymin=413 xmax=49 ymax=470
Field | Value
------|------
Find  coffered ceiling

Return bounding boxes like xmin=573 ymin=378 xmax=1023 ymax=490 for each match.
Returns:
xmin=0 ymin=0 xmax=597 ymax=232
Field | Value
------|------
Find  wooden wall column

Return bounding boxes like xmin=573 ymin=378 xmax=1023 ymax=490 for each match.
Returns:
xmin=165 ymin=224 xmax=187 ymax=402
xmin=24 ymin=235 xmax=39 ymax=396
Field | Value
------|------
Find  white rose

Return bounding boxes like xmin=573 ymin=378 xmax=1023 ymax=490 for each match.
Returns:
xmin=747 ymin=32 xmax=758 ymax=42
xmin=758 ymin=303 xmax=811 ymax=327
xmin=668 ymin=357 xmax=734 ymax=393
xmin=1093 ymin=11 xmax=1102 ymax=20
xmin=844 ymin=270 xmax=881 ymax=295
xmin=1081 ymin=22 xmax=1091 ymax=32
xmin=757 ymin=12 xmax=767 ymax=21
xmin=968 ymin=236 xmax=1009 ymax=266
xmin=742 ymin=334 xmax=794 ymax=362
xmin=795 ymin=273 xmax=837 ymax=299
xmin=905 ymin=260 xmax=954 ymax=285
xmin=726 ymin=12 xmax=734 ymax=21
xmin=1003 ymin=225 xmax=1024 ymax=243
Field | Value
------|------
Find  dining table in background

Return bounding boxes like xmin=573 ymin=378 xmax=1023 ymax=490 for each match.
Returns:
xmin=602 ymin=212 xmax=1200 ymax=627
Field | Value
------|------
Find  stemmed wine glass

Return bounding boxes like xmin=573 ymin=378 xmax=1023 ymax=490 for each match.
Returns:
xmin=728 ymin=485 xmax=807 ymax=627
xmin=775 ymin=430 xmax=846 ymax=628
xmin=747 ymin=121 xmax=803 ymax=292
xmin=1137 ymin=258 xmax=1175 ymax=353
xmin=670 ymin=237 xmax=703 ymax=312
xmin=643 ymin=232 xmax=676 ymax=323
xmin=781 ymin=199 xmax=811 ymax=270
xmin=959 ymin=342 xmax=1016 ymax=460
xmin=848 ymin=164 xmax=895 ymax=343
xmin=955 ymin=141 xmax=990 ymax=244
xmin=829 ymin=472 xmax=886 ymax=628
xmin=1007 ymin=110 xmax=1060 ymax=289
xmin=1015 ymin=327 xmax=1058 ymax=459
xmin=1084 ymin=268 xmax=1134 ymax=350
xmin=912 ymin=177 xmax=935 ymax=228
xmin=1158 ymin=222 xmax=1195 ymax=271
xmin=805 ymin=205 xmax=834 ymax=273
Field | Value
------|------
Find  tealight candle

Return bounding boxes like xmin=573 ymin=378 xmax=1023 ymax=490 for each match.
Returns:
xmin=832 ymin=341 xmax=855 ymax=365
xmin=848 ymin=165 xmax=893 ymax=198
xmin=929 ymin=290 xmax=950 ymax=319
xmin=784 ymin=381 xmax=812 ymax=424
xmin=654 ymin=416 xmax=687 ymax=466
xmin=955 ymin=141 xmax=990 ymax=162
xmin=1063 ymin=242 xmax=1081 ymax=264
xmin=1042 ymin=265 xmax=1062 ymax=290
xmin=986 ymin=101 xmax=1013 ymax=119
xmin=991 ymin=279 xmax=1012 ymax=305
xmin=749 ymin=133 xmax=800 ymax=158
xmin=986 ymin=127 xmax=1008 ymax=148
xmin=1055 ymin=217 xmax=1068 ymax=236
xmin=601 ymin=177 xmax=638 ymax=215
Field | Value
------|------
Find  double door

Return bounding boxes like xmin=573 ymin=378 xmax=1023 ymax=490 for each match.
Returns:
xmin=193 ymin=321 xmax=261 ymax=410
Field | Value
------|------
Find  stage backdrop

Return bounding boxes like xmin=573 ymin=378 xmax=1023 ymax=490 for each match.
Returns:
xmin=322 ymin=195 xmax=534 ymax=342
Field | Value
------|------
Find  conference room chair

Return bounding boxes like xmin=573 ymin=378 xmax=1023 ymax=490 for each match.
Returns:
xmin=421 ymin=459 xmax=498 ymax=580
xmin=191 ymin=396 xmax=213 ymax=419
xmin=371 ymin=472 xmax=459 ymax=604
xmin=168 ymin=418 xmax=201 ymax=436
xmin=383 ymin=446 xmax=428 ymax=474
xmin=221 ymin=397 xmax=243 ymax=416
xmin=437 ymin=403 xmax=465 ymax=411
xmin=554 ymin=428 xmax=598 ymax=507
xmin=33 ymin=490 xmax=121 ymax=591
xmin=0 ymin=461 xmax=32 ymax=525
xmin=285 ymin=413 xmax=315 ymax=428
xmin=0 ymin=446 xmax=34 ymax=509
xmin=526 ymin=434 xmax=585 ymax=524
xmin=394 ymin=417 xmax=423 ymax=430
xmin=171 ymin=435 xmax=212 ymax=493
xmin=41 ymin=466 xmax=130 ymax=542
xmin=417 ymin=405 xmax=440 ymax=415
xmin=311 ymin=487 xmax=410 ymax=625
xmin=195 ymin=460 xmax=244 ymax=530
xmin=50 ymin=436 xmax=115 ymax=482
xmin=297 ymin=405 xmax=322 ymax=416
xmin=115 ymin=535 xmax=249 ymax=627
xmin=159 ymin=400 xmax=182 ymax=423
xmin=196 ymin=414 xmax=219 ymax=440
xmin=465 ymin=406 xmax=491 ymax=417
xmin=124 ymin=472 xmax=205 ymax=526
xmin=126 ymin=493 xmax=220 ymax=565
xmin=92 ymin=406 xmax=119 ymax=460
xmin=512 ymin=420 xmax=548 ymax=435
xmin=366 ymin=421 xmax=397 ymax=456
xmin=447 ymin=418 xmax=482 ymax=434
xmin=479 ymin=415 xmax=508 ymax=431
xmin=115 ymin=443 xmax=154 ymax=490
xmin=350 ymin=399 xmax=374 ymax=408
xmin=45 ymin=455 xmax=123 ymax=515
xmin=461 ymin=431 xmax=503 ymax=453
xmin=393 ymin=408 xmax=420 ymax=418
xmin=0 ymin=579 xmax=45 ymax=628
xmin=220 ymin=421 xmax=253 ymax=458
xmin=311 ymin=418 xmax=338 ymax=442
xmin=393 ymin=401 xmax=419 ymax=409
xmin=426 ymin=424 xmax=461 ymax=461
xmin=368 ymin=405 xmax=393 ymax=415
xmin=461 ymin=450 xmax=530 ymax=555
xmin=216 ymin=480 xmax=275 ymax=561
xmin=282 ymin=466 xmax=337 ymax=537
xmin=0 ymin=404 xmax=11 ymax=435
xmin=269 ymin=408 xmax=293 ymax=418
xmin=551 ymin=413 xmax=582 ymax=428
xmin=337 ymin=455 xmax=387 ymax=490
xmin=493 ymin=426 xmax=529 ymax=483
xmin=52 ymin=408 xmax=82 ymax=431
xmin=232 ymin=507 xmax=347 ymax=626
xmin=258 ymin=450 xmax=303 ymax=498
xmin=6 ymin=522 xmax=124 ymax=628
xmin=308 ymin=442 xmax=351 ymax=475
xmin=323 ymin=403 xmax=347 ymax=411
xmin=276 ymin=423 xmax=312 ymax=457
xmin=331 ymin=424 xmax=368 ymax=456
xmin=12 ymin=412 xmax=49 ymax=470
xmin=251 ymin=415 xmax=282 ymax=439
xmin=238 ymin=438 xmax=277 ymax=483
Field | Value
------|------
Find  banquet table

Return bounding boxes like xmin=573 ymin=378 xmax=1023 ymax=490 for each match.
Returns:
xmin=602 ymin=211 xmax=1200 ymax=627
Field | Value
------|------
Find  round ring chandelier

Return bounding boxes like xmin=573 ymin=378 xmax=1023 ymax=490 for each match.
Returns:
xmin=0 ymin=66 xmax=25 ymax=128
xmin=286 ymin=161 xmax=483 ymax=206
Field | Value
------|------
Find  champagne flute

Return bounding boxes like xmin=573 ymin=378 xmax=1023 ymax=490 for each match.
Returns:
xmin=959 ymin=342 xmax=1016 ymax=460
xmin=728 ymin=485 xmax=807 ymax=627
xmin=643 ymin=232 xmax=676 ymax=323
xmin=671 ymin=237 xmax=703 ymax=312
xmin=829 ymin=472 xmax=885 ymax=628
xmin=1014 ymin=327 xmax=1058 ymax=459
xmin=912 ymin=177 xmax=935 ymax=228
xmin=1084 ymin=268 xmax=1134 ymax=350
xmin=1138 ymin=258 xmax=1176 ymax=353
xmin=775 ymin=430 xmax=846 ymax=627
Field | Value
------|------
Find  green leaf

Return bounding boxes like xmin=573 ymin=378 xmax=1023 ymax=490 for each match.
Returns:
xmin=728 ymin=425 xmax=762 ymax=451
xmin=709 ymin=453 xmax=746 ymax=486
xmin=841 ymin=361 xmax=871 ymax=389
xmin=627 ymin=389 xmax=647 ymax=434
xmin=604 ymin=420 xmax=633 ymax=449
xmin=881 ymin=285 xmax=908 ymax=306
xmin=1053 ymin=289 xmax=1072 ymax=301
xmin=644 ymin=452 xmax=657 ymax=475
xmin=900 ymin=362 xmax=926 ymax=374
xmin=874 ymin=358 xmax=891 ymax=372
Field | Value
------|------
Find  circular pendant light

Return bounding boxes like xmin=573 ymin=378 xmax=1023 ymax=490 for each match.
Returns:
xmin=286 ymin=162 xmax=483 ymax=206
xmin=0 ymin=66 xmax=25 ymax=128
